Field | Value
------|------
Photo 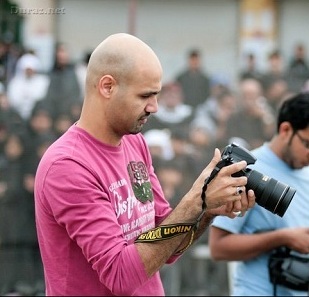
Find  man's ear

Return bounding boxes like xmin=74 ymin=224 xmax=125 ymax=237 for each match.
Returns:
xmin=279 ymin=121 xmax=293 ymax=137
xmin=98 ymin=75 xmax=115 ymax=98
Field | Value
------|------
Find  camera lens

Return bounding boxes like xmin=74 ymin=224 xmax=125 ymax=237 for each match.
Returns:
xmin=245 ymin=169 xmax=296 ymax=217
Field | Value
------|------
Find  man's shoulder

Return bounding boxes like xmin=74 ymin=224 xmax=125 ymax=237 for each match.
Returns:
xmin=38 ymin=126 xmax=81 ymax=165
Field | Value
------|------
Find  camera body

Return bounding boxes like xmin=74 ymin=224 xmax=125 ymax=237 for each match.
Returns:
xmin=214 ymin=143 xmax=296 ymax=217
xmin=216 ymin=142 xmax=257 ymax=173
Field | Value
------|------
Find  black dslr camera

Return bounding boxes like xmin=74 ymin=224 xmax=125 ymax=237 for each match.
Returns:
xmin=269 ymin=246 xmax=309 ymax=292
xmin=212 ymin=143 xmax=296 ymax=217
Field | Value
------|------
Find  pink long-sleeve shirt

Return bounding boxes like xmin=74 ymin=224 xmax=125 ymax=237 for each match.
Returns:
xmin=34 ymin=125 xmax=176 ymax=296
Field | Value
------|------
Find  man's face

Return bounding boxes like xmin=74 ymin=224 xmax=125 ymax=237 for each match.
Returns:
xmin=283 ymin=127 xmax=309 ymax=169
xmin=107 ymin=65 xmax=162 ymax=136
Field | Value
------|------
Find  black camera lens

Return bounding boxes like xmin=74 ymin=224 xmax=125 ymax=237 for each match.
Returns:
xmin=245 ymin=169 xmax=296 ymax=217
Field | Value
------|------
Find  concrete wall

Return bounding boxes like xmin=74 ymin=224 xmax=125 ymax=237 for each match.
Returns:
xmin=279 ymin=0 xmax=309 ymax=67
xmin=55 ymin=0 xmax=239 ymax=86
xmin=13 ymin=0 xmax=309 ymax=87
xmin=12 ymin=0 xmax=57 ymax=71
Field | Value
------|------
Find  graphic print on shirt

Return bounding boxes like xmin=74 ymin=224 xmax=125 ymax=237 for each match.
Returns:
xmin=127 ymin=161 xmax=153 ymax=203
xmin=109 ymin=160 xmax=155 ymax=243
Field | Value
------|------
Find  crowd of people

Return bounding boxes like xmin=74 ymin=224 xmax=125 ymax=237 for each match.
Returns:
xmin=0 ymin=40 xmax=85 ymax=295
xmin=0 ymin=34 xmax=309 ymax=295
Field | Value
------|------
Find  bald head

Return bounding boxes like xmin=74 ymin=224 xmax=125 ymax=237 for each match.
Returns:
xmin=85 ymin=33 xmax=162 ymax=96
xmin=78 ymin=33 xmax=163 ymax=144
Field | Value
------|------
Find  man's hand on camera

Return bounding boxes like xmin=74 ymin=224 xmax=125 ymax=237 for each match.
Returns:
xmin=196 ymin=148 xmax=256 ymax=218
xmin=207 ymin=189 xmax=255 ymax=218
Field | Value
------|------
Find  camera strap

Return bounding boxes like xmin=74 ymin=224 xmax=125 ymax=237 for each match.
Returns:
xmin=198 ymin=163 xmax=224 ymax=223
xmin=134 ymin=223 xmax=195 ymax=243
xmin=134 ymin=174 xmax=212 ymax=251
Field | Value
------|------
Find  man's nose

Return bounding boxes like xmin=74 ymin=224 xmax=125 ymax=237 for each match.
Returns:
xmin=146 ymin=96 xmax=158 ymax=113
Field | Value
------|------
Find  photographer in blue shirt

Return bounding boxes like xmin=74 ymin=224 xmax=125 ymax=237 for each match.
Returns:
xmin=209 ymin=92 xmax=309 ymax=296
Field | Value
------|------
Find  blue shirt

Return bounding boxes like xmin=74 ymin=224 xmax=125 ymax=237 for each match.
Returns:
xmin=212 ymin=143 xmax=309 ymax=296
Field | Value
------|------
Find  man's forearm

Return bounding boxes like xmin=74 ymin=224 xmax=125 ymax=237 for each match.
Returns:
xmin=136 ymin=197 xmax=203 ymax=276
xmin=194 ymin=211 xmax=216 ymax=240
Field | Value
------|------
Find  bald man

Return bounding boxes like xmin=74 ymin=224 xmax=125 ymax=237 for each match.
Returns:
xmin=34 ymin=33 xmax=255 ymax=296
